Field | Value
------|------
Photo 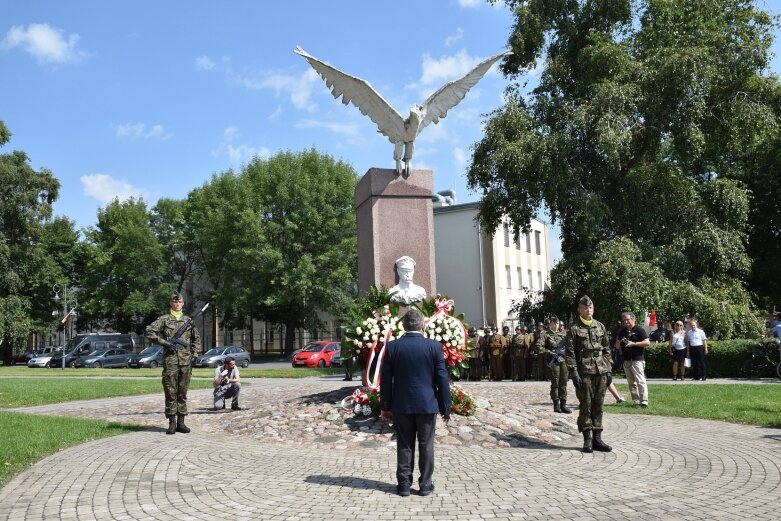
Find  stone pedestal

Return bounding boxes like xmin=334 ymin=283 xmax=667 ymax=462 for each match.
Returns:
xmin=355 ymin=168 xmax=436 ymax=298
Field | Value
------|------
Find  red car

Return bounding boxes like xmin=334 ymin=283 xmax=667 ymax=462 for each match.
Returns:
xmin=292 ymin=341 xmax=341 ymax=368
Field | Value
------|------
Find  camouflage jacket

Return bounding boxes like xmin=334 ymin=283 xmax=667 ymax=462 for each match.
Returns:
xmin=536 ymin=330 xmax=565 ymax=356
xmin=565 ymin=318 xmax=611 ymax=376
xmin=145 ymin=312 xmax=201 ymax=364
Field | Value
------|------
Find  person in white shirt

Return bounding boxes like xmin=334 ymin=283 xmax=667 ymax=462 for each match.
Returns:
xmin=685 ymin=318 xmax=708 ymax=381
xmin=669 ymin=321 xmax=687 ymax=381
xmin=213 ymin=356 xmax=242 ymax=410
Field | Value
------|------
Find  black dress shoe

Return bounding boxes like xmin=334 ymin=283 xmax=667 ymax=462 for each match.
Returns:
xmin=231 ymin=405 xmax=243 ymax=411
xmin=396 ymin=485 xmax=410 ymax=497
xmin=418 ymin=484 xmax=435 ymax=496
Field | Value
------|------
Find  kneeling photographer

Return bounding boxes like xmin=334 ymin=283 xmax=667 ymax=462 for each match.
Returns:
xmin=213 ymin=356 xmax=242 ymax=411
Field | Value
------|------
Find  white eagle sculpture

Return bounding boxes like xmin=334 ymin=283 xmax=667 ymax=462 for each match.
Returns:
xmin=294 ymin=46 xmax=511 ymax=177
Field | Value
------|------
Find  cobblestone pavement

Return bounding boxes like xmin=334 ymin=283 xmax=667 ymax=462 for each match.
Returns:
xmin=1 ymin=378 xmax=779 ymax=520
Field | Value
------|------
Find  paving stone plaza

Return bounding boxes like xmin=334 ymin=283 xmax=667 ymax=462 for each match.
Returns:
xmin=0 ymin=378 xmax=779 ymax=520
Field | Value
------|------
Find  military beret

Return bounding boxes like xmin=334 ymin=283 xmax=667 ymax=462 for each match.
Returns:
xmin=170 ymin=292 xmax=184 ymax=301
xmin=578 ymin=295 xmax=593 ymax=306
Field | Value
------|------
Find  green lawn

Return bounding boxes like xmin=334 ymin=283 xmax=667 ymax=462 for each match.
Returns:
xmin=0 ymin=365 xmax=344 ymax=379
xmin=606 ymin=383 xmax=781 ymax=427
xmin=0 ymin=412 xmax=145 ymax=487
xmin=0 ymin=378 xmax=215 ymax=408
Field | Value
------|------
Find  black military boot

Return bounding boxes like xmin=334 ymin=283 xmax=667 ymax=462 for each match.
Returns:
xmin=592 ymin=430 xmax=612 ymax=452
xmin=559 ymin=400 xmax=572 ymax=414
xmin=553 ymin=400 xmax=561 ymax=413
xmin=582 ymin=430 xmax=593 ymax=453
xmin=175 ymin=414 xmax=191 ymax=434
xmin=166 ymin=415 xmax=176 ymax=435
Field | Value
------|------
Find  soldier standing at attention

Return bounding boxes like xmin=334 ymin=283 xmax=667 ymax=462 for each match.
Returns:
xmin=501 ymin=325 xmax=513 ymax=379
xmin=488 ymin=326 xmax=507 ymax=381
xmin=146 ymin=292 xmax=201 ymax=435
xmin=536 ymin=316 xmax=570 ymax=413
xmin=565 ymin=295 xmax=613 ymax=453
xmin=510 ymin=326 xmax=528 ymax=381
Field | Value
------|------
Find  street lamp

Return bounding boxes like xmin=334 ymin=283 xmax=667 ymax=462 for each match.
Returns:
xmin=53 ymin=283 xmax=76 ymax=370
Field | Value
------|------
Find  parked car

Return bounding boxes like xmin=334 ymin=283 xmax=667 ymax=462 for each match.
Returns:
xmin=16 ymin=346 xmax=60 ymax=365
xmin=126 ymin=345 xmax=164 ymax=368
xmin=193 ymin=346 xmax=251 ymax=368
xmin=50 ymin=334 xmax=134 ymax=368
xmin=27 ymin=346 xmax=63 ymax=368
xmin=291 ymin=341 xmax=341 ymax=368
xmin=81 ymin=348 xmax=133 ymax=368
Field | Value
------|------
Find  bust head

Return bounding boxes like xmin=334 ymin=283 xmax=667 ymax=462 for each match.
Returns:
xmin=389 ymin=255 xmax=427 ymax=305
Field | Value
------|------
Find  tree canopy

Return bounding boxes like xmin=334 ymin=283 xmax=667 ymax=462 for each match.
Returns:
xmin=187 ymin=149 xmax=358 ymax=353
xmin=471 ymin=0 xmax=779 ymax=337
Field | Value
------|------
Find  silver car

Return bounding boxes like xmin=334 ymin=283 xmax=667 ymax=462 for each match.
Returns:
xmin=81 ymin=348 xmax=132 ymax=368
xmin=193 ymin=346 xmax=251 ymax=368
xmin=27 ymin=346 xmax=62 ymax=368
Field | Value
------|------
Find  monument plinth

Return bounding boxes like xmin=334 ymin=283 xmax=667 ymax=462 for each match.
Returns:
xmin=355 ymin=168 xmax=436 ymax=298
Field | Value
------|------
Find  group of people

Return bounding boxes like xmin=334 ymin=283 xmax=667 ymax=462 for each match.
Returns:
xmin=145 ymin=292 xmax=243 ymax=436
xmin=464 ymin=322 xmax=563 ymax=383
xmin=144 ymin=291 xmax=717 ymax=498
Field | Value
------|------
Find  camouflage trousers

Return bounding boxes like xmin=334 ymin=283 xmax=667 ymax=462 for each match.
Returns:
xmin=574 ymin=373 xmax=608 ymax=432
xmin=549 ymin=359 xmax=568 ymax=401
xmin=162 ymin=358 xmax=192 ymax=416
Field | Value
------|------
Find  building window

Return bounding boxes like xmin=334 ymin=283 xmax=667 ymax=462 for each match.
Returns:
xmin=505 ymin=265 xmax=512 ymax=288
xmin=535 ymin=231 xmax=541 ymax=255
xmin=517 ymin=267 xmax=523 ymax=289
xmin=503 ymin=224 xmax=510 ymax=248
xmin=526 ymin=233 xmax=532 ymax=253
xmin=528 ymin=269 xmax=533 ymax=290
xmin=538 ymin=271 xmax=543 ymax=292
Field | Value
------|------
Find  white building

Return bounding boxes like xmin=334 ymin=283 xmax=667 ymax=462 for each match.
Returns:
xmin=433 ymin=202 xmax=551 ymax=330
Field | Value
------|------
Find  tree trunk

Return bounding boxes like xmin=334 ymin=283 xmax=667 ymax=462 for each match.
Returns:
xmin=1 ymin=337 xmax=13 ymax=366
xmin=284 ymin=320 xmax=296 ymax=356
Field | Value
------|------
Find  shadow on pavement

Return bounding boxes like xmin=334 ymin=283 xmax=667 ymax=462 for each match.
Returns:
xmin=304 ymin=474 xmax=395 ymax=494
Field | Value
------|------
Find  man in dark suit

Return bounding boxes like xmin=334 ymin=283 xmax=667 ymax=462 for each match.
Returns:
xmin=380 ymin=309 xmax=451 ymax=497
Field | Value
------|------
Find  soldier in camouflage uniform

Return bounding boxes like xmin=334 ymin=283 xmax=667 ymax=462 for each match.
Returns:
xmin=146 ymin=292 xmax=201 ymax=435
xmin=536 ymin=316 xmax=571 ymax=413
xmin=565 ymin=295 xmax=613 ymax=453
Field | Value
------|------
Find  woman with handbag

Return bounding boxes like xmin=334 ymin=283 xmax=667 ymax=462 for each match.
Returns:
xmin=669 ymin=321 xmax=687 ymax=381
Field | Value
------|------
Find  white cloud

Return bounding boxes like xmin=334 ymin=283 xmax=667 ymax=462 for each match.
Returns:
xmin=268 ymin=105 xmax=283 ymax=121
xmin=235 ymin=68 xmax=319 ymax=111
xmin=115 ymin=123 xmax=172 ymax=141
xmin=453 ymin=147 xmax=467 ymax=167
xmin=212 ymin=126 xmax=270 ymax=164
xmin=295 ymin=118 xmax=362 ymax=139
xmin=195 ymin=55 xmax=215 ymax=70
xmin=1 ymin=23 xmax=87 ymax=64
xmin=80 ymin=174 xmax=147 ymax=204
xmin=445 ymin=27 xmax=464 ymax=46
xmin=420 ymin=49 xmax=483 ymax=86
xmin=458 ymin=0 xmax=481 ymax=7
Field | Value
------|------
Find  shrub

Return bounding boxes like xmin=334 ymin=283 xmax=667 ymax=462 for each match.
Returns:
xmin=630 ymin=339 xmax=763 ymax=378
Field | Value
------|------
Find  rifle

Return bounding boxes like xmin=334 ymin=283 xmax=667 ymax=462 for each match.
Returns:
xmin=166 ymin=303 xmax=210 ymax=350
xmin=547 ymin=338 xmax=566 ymax=369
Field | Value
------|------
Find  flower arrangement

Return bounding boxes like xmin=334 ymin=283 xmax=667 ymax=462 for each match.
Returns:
xmin=450 ymin=384 xmax=476 ymax=416
xmin=417 ymin=296 xmax=474 ymax=378
xmin=341 ymin=386 xmax=381 ymax=416
xmin=341 ymin=286 xmax=477 ymax=417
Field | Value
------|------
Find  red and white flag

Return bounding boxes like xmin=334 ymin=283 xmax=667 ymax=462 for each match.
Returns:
xmin=60 ymin=307 xmax=76 ymax=325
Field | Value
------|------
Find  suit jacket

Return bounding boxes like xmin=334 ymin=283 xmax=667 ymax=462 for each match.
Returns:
xmin=380 ymin=331 xmax=451 ymax=415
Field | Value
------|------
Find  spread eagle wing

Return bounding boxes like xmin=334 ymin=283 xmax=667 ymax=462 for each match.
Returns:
xmin=420 ymin=50 xmax=512 ymax=130
xmin=294 ymin=46 xmax=406 ymax=143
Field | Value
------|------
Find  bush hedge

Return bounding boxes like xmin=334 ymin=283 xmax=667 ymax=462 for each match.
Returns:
xmin=619 ymin=338 xmax=775 ymax=378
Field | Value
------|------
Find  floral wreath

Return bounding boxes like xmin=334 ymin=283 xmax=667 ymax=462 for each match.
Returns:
xmin=340 ymin=286 xmax=476 ymax=417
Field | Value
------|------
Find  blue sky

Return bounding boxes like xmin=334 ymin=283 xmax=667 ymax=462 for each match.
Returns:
xmin=3 ymin=0 xmax=781 ymax=267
